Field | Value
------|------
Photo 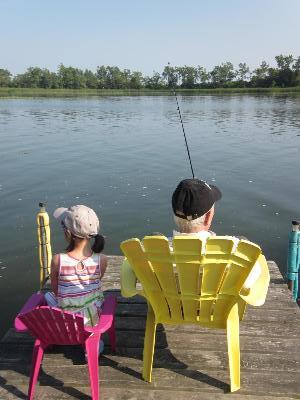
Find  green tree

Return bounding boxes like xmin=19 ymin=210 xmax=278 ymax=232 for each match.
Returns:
xmin=4 ymin=56 xmax=300 ymax=91
xmin=13 ymin=67 xmax=60 ymax=88
xmin=48 ymin=71 xmax=61 ymax=88
xmin=129 ymin=71 xmax=143 ymax=89
xmin=84 ymin=69 xmax=98 ymax=89
xmin=210 ymin=62 xmax=235 ymax=87
xmin=13 ymin=67 xmax=44 ymax=88
xmin=144 ymin=72 xmax=165 ymax=89
xmin=39 ymin=69 xmax=51 ymax=88
xmin=275 ymin=54 xmax=294 ymax=70
xmin=57 ymin=64 xmax=86 ymax=89
xmin=292 ymin=56 xmax=300 ymax=72
xmin=0 ymin=69 xmax=12 ymax=87
xmin=162 ymin=65 xmax=178 ymax=87
xmin=274 ymin=54 xmax=294 ymax=86
xmin=96 ymin=66 xmax=108 ymax=88
xmin=39 ymin=69 xmax=60 ymax=88
xmin=197 ymin=66 xmax=210 ymax=87
xmin=292 ymin=56 xmax=300 ymax=86
xmin=96 ymin=66 xmax=129 ymax=89
xmin=107 ymin=66 xmax=127 ymax=89
xmin=236 ymin=63 xmax=250 ymax=86
xmin=177 ymin=66 xmax=198 ymax=88
xmin=251 ymin=61 xmax=270 ymax=86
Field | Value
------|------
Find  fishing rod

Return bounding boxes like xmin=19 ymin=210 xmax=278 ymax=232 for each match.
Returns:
xmin=169 ymin=63 xmax=195 ymax=179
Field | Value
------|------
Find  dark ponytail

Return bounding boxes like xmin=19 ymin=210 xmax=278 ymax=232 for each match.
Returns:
xmin=91 ymin=234 xmax=105 ymax=253
xmin=66 ymin=234 xmax=76 ymax=252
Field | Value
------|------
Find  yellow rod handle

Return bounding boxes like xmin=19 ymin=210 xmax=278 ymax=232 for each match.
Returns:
xmin=37 ymin=202 xmax=52 ymax=288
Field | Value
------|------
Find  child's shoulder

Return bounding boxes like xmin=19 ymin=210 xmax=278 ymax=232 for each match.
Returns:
xmin=51 ymin=254 xmax=61 ymax=273
xmin=52 ymin=252 xmax=75 ymax=269
xmin=99 ymin=253 xmax=107 ymax=263
xmin=52 ymin=253 xmax=61 ymax=264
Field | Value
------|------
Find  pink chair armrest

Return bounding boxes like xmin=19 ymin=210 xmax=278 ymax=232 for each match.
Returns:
xmin=85 ymin=295 xmax=117 ymax=334
xmin=14 ymin=293 xmax=46 ymax=332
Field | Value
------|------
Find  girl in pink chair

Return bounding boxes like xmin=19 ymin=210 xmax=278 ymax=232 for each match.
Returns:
xmin=45 ymin=205 xmax=107 ymax=350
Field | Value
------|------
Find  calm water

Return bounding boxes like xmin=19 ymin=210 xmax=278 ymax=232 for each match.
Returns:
xmin=0 ymin=95 xmax=300 ymax=338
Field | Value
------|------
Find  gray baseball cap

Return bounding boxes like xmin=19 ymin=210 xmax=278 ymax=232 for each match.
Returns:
xmin=53 ymin=205 xmax=100 ymax=239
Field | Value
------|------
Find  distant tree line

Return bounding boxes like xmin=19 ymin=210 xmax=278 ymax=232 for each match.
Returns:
xmin=1 ymin=55 xmax=300 ymax=89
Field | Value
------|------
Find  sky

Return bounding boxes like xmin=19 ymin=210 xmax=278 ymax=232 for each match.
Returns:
xmin=1 ymin=0 xmax=300 ymax=76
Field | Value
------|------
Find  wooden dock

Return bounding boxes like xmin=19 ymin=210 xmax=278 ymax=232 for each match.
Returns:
xmin=0 ymin=256 xmax=299 ymax=399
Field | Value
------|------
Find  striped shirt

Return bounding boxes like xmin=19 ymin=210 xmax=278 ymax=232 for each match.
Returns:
xmin=57 ymin=253 xmax=104 ymax=326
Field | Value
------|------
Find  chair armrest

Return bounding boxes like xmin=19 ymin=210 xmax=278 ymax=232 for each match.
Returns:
xmin=240 ymin=254 xmax=270 ymax=306
xmin=121 ymin=258 xmax=139 ymax=298
xmin=99 ymin=295 xmax=117 ymax=333
xmin=14 ymin=292 xmax=46 ymax=332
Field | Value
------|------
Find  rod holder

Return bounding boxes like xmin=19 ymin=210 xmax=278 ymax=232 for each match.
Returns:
xmin=286 ymin=219 xmax=300 ymax=301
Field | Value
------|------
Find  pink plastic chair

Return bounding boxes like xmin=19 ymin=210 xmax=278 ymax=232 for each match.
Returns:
xmin=16 ymin=294 xmax=117 ymax=400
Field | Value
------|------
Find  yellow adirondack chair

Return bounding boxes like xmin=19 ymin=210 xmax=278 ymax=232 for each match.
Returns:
xmin=120 ymin=235 xmax=270 ymax=392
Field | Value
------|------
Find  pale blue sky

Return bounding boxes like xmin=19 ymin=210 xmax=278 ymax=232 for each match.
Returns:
xmin=1 ymin=0 xmax=299 ymax=75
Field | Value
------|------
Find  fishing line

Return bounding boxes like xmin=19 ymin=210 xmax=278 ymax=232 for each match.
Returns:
xmin=169 ymin=65 xmax=195 ymax=178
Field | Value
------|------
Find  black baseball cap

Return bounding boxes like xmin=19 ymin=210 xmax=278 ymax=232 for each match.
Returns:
xmin=172 ymin=178 xmax=222 ymax=220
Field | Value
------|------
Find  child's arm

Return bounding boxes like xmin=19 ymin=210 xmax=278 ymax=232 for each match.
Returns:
xmin=100 ymin=254 xmax=108 ymax=279
xmin=50 ymin=254 xmax=60 ymax=296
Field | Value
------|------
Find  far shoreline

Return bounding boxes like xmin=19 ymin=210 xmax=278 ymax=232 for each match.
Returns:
xmin=1 ymin=86 xmax=300 ymax=98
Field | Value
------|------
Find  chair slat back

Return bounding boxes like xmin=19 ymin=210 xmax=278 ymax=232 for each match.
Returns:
xmin=173 ymin=237 xmax=207 ymax=322
xmin=63 ymin=312 xmax=81 ymax=343
xmin=121 ymin=238 xmax=174 ymax=321
xmin=19 ymin=306 xmax=89 ymax=345
xmin=121 ymin=236 xmax=262 ymax=325
xmin=143 ymin=237 xmax=182 ymax=321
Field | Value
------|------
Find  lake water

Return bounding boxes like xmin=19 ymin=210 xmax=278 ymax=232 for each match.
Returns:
xmin=0 ymin=95 xmax=300 ymax=338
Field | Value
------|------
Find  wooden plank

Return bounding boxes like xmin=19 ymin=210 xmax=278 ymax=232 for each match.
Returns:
xmin=105 ymin=258 xmax=287 ymax=286
xmin=0 ymin=385 xmax=297 ymax=400
xmin=3 ymin=301 xmax=299 ymax=345
xmin=109 ymin=317 xmax=300 ymax=338
xmin=111 ymin=303 xmax=297 ymax=321
xmin=0 ymin=364 xmax=299 ymax=396
xmin=4 ymin=315 xmax=299 ymax=341
xmin=1 ymin=335 xmax=300 ymax=362
xmin=2 ymin=331 xmax=300 ymax=354
xmin=105 ymin=258 xmax=283 ymax=277
xmin=1 ymin=346 xmax=298 ymax=374
xmin=102 ymin=288 xmax=297 ymax=310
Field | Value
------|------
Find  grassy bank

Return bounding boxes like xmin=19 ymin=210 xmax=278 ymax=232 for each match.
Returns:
xmin=1 ymin=86 xmax=300 ymax=97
